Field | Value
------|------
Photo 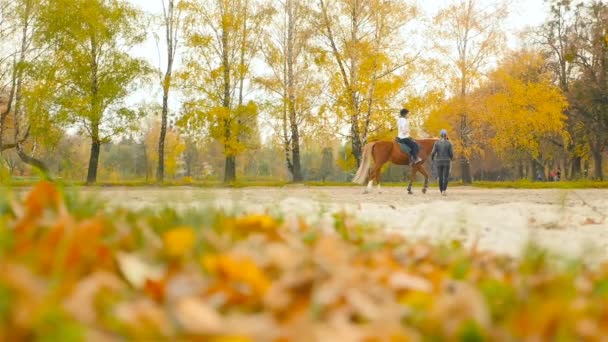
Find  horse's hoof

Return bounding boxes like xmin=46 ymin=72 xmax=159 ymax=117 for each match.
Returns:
xmin=422 ymin=188 xmax=427 ymax=194
xmin=408 ymin=191 xmax=413 ymax=195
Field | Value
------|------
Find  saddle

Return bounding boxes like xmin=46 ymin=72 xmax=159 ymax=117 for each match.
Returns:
xmin=395 ymin=137 xmax=415 ymax=156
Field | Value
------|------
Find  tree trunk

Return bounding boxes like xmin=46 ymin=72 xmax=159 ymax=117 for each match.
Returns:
xmin=282 ymin=105 xmax=293 ymax=176
xmin=281 ymin=24 xmax=293 ymax=178
xmin=458 ymin=112 xmax=472 ymax=184
xmin=518 ymin=161 xmax=524 ymax=179
xmin=16 ymin=144 xmax=49 ymax=177
xmin=593 ymin=148 xmax=603 ymax=180
xmin=286 ymin=0 xmax=302 ymax=182
xmin=158 ymin=91 xmax=168 ymax=183
xmin=86 ymin=125 xmax=101 ymax=184
xmin=290 ymin=122 xmax=302 ymax=181
xmin=221 ymin=9 xmax=235 ymax=183
xmin=531 ymin=158 xmax=543 ymax=181
xmin=460 ymin=156 xmax=472 ymax=184
xmin=142 ymin=142 xmax=149 ymax=182
xmin=224 ymin=155 xmax=236 ymax=183
xmin=351 ymin=105 xmax=362 ymax=167
xmin=158 ymin=0 xmax=180 ymax=183
xmin=571 ymin=156 xmax=582 ymax=179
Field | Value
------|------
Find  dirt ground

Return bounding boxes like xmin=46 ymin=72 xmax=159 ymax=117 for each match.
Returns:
xmin=81 ymin=185 xmax=608 ymax=261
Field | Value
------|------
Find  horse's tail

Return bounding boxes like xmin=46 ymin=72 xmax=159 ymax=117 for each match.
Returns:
xmin=352 ymin=142 xmax=376 ymax=184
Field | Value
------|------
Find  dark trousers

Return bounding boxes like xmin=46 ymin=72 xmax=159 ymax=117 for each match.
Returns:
xmin=397 ymin=138 xmax=419 ymax=159
xmin=437 ymin=162 xmax=450 ymax=192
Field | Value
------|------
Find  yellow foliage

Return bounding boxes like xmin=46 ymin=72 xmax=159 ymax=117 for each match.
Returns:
xmin=336 ymin=144 xmax=358 ymax=172
xmin=163 ymin=226 xmax=196 ymax=258
xmin=144 ymin=119 xmax=186 ymax=179
xmin=482 ymin=51 xmax=568 ymax=160
xmin=425 ymin=95 xmax=487 ymax=159
xmin=425 ymin=51 xmax=569 ymax=162
xmin=202 ymin=254 xmax=271 ymax=296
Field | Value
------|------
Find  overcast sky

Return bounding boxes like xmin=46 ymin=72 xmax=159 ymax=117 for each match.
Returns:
xmin=126 ymin=0 xmax=550 ymax=91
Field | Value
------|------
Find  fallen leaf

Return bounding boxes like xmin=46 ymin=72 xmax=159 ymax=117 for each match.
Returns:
xmin=173 ymin=296 xmax=223 ymax=334
xmin=116 ymin=252 xmax=165 ymax=289
xmin=388 ymin=272 xmax=433 ymax=292
xmin=64 ymin=271 xmax=125 ymax=324
xmin=163 ymin=226 xmax=197 ymax=258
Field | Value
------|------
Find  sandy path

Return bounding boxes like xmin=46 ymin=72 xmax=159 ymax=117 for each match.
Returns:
xmin=82 ymin=186 xmax=608 ymax=260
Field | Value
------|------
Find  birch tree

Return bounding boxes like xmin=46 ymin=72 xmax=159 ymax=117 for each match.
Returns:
xmin=257 ymin=0 xmax=320 ymax=182
xmin=156 ymin=0 xmax=184 ymax=183
xmin=179 ymin=0 xmax=271 ymax=182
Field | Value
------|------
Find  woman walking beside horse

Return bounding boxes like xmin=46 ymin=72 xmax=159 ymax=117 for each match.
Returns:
xmin=352 ymin=108 xmax=438 ymax=194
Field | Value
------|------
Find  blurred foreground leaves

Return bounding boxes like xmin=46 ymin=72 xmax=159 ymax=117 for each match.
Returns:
xmin=2 ymin=182 xmax=608 ymax=341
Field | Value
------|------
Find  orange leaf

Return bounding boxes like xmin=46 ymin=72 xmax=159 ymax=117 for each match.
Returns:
xmin=144 ymin=278 xmax=166 ymax=302
xmin=24 ymin=181 xmax=61 ymax=217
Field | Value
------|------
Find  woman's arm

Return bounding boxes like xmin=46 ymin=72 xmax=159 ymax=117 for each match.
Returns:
xmin=448 ymin=142 xmax=454 ymax=161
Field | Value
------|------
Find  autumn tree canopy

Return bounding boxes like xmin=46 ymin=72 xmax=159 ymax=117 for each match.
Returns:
xmin=0 ymin=0 xmax=606 ymax=183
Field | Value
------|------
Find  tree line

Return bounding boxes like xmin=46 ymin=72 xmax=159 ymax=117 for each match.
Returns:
xmin=0 ymin=0 xmax=606 ymax=184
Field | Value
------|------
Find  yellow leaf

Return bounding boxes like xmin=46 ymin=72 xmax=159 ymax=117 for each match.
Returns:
xmin=201 ymin=254 xmax=270 ymax=296
xmin=163 ymin=226 xmax=197 ymax=257
xmin=234 ymin=215 xmax=278 ymax=237
xmin=399 ymin=291 xmax=434 ymax=311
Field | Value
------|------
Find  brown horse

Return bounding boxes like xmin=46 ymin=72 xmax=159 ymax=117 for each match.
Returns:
xmin=352 ymin=138 xmax=438 ymax=194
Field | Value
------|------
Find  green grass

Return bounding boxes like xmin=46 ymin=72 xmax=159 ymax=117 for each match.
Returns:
xmin=471 ymin=180 xmax=608 ymax=189
xmin=4 ymin=177 xmax=608 ymax=189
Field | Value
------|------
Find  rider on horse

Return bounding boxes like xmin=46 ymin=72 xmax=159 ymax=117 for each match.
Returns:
xmin=396 ymin=108 xmax=422 ymax=166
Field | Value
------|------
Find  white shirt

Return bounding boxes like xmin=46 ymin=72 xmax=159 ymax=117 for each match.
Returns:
xmin=397 ymin=117 xmax=410 ymax=139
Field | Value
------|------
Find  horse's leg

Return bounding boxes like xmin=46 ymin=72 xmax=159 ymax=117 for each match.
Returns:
xmin=407 ymin=166 xmax=416 ymax=195
xmin=365 ymin=180 xmax=374 ymax=194
xmin=376 ymin=165 xmax=383 ymax=193
xmin=365 ymin=164 xmax=381 ymax=194
xmin=371 ymin=164 xmax=384 ymax=193
xmin=417 ymin=165 xmax=429 ymax=194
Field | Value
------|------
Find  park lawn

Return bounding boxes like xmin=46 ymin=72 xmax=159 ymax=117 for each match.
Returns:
xmin=5 ymin=177 xmax=608 ymax=190
xmin=2 ymin=182 xmax=608 ymax=340
xmin=471 ymin=179 xmax=608 ymax=189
